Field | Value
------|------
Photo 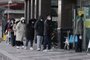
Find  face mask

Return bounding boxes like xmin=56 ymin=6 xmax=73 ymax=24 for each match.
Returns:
xmin=7 ymin=20 xmax=10 ymax=22
xmin=22 ymin=20 xmax=24 ymax=22
xmin=40 ymin=19 xmax=43 ymax=21
xmin=21 ymin=20 xmax=24 ymax=22
xmin=47 ymin=16 xmax=51 ymax=20
xmin=11 ymin=21 xmax=14 ymax=24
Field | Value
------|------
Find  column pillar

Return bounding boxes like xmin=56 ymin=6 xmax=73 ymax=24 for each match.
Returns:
xmin=24 ymin=0 xmax=27 ymax=22
xmin=38 ymin=0 xmax=41 ymax=17
xmin=30 ymin=0 xmax=35 ymax=19
xmin=27 ymin=0 xmax=31 ymax=23
xmin=57 ymin=0 xmax=62 ymax=48
xmin=34 ymin=0 xmax=38 ymax=19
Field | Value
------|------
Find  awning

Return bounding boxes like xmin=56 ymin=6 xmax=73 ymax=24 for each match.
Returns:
xmin=4 ymin=10 xmax=24 ymax=14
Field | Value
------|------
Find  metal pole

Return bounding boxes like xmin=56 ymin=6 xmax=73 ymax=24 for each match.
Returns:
xmin=73 ymin=9 xmax=76 ymax=48
xmin=8 ymin=0 xmax=12 ymax=19
xmin=38 ymin=0 xmax=41 ymax=17
xmin=34 ymin=0 xmax=37 ymax=19
xmin=57 ymin=0 xmax=62 ymax=48
xmin=8 ymin=3 xmax=10 ymax=19
xmin=31 ymin=0 xmax=33 ymax=19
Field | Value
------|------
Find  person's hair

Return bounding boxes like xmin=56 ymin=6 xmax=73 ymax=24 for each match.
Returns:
xmin=80 ymin=14 xmax=84 ymax=17
xmin=10 ymin=18 xmax=15 ymax=21
xmin=16 ymin=21 xmax=20 ymax=24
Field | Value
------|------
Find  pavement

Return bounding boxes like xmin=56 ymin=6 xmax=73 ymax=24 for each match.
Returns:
xmin=0 ymin=41 xmax=90 ymax=60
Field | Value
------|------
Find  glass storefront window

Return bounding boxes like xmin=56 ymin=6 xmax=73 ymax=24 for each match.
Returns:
xmin=84 ymin=7 xmax=90 ymax=19
xmin=51 ymin=0 xmax=58 ymax=17
xmin=51 ymin=0 xmax=58 ymax=6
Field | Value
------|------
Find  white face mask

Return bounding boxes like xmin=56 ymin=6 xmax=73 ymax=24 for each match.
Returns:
xmin=40 ymin=19 xmax=43 ymax=21
xmin=22 ymin=20 xmax=24 ymax=22
xmin=11 ymin=20 xmax=14 ymax=23
xmin=7 ymin=20 xmax=10 ymax=22
xmin=21 ymin=20 xmax=25 ymax=23
xmin=47 ymin=16 xmax=51 ymax=20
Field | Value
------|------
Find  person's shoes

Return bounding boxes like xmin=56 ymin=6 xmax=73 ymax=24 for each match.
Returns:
xmin=16 ymin=46 xmax=20 ymax=49
xmin=37 ymin=48 xmax=40 ymax=51
xmin=21 ymin=46 xmax=25 ymax=49
xmin=24 ymin=46 xmax=27 ymax=50
xmin=43 ymin=49 xmax=48 ymax=52
xmin=30 ymin=47 xmax=33 ymax=50
xmin=48 ymin=49 xmax=53 ymax=52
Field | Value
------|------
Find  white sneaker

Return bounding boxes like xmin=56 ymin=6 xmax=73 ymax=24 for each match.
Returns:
xmin=30 ymin=47 xmax=33 ymax=50
xmin=43 ymin=49 xmax=48 ymax=52
xmin=21 ymin=46 xmax=25 ymax=49
xmin=24 ymin=46 xmax=27 ymax=50
xmin=48 ymin=49 xmax=53 ymax=52
xmin=16 ymin=46 xmax=20 ymax=49
xmin=37 ymin=48 xmax=40 ymax=51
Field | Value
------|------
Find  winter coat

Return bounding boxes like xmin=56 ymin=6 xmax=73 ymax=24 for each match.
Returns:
xmin=34 ymin=19 xmax=44 ymax=36
xmin=5 ymin=21 xmax=12 ymax=32
xmin=16 ymin=22 xmax=26 ymax=41
xmin=25 ymin=19 xmax=36 ymax=40
xmin=44 ymin=20 xmax=52 ymax=36
xmin=13 ymin=24 xmax=16 ymax=36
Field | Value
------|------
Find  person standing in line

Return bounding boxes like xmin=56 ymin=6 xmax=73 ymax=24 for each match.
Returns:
xmin=25 ymin=19 xmax=36 ymax=50
xmin=15 ymin=17 xmax=26 ymax=49
xmin=43 ymin=15 xmax=52 ymax=52
xmin=10 ymin=18 xmax=16 ymax=46
xmin=5 ymin=19 xmax=12 ymax=44
xmin=34 ymin=16 xmax=44 ymax=51
xmin=13 ymin=19 xmax=20 ymax=46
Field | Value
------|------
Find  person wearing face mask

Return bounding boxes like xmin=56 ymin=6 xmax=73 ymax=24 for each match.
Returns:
xmin=25 ymin=19 xmax=36 ymax=50
xmin=5 ymin=19 xmax=12 ymax=44
xmin=15 ymin=17 xmax=26 ymax=49
xmin=43 ymin=15 xmax=52 ymax=52
xmin=34 ymin=16 xmax=44 ymax=51
xmin=10 ymin=18 xmax=16 ymax=46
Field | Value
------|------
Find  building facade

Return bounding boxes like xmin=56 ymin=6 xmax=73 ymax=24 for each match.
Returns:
xmin=0 ymin=0 xmax=24 ymax=19
xmin=24 ymin=0 xmax=76 ymax=48
xmin=0 ymin=0 xmax=24 ymax=37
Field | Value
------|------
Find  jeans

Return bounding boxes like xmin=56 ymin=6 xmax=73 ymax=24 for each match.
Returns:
xmin=43 ymin=35 xmax=51 ymax=50
xmin=25 ymin=39 xmax=33 ymax=47
xmin=37 ymin=35 xmax=43 ymax=49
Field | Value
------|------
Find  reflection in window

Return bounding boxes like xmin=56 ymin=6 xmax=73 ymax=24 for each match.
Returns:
xmin=51 ymin=8 xmax=58 ymax=16
xmin=84 ymin=7 xmax=90 ymax=19
xmin=51 ymin=0 xmax=58 ymax=17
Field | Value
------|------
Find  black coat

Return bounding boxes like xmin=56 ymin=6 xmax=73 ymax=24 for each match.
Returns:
xmin=25 ymin=19 xmax=36 ymax=40
xmin=44 ymin=20 xmax=52 ymax=36
xmin=34 ymin=19 xmax=44 ymax=36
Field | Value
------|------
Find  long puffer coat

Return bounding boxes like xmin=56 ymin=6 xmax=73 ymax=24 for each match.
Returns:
xmin=16 ymin=22 xmax=25 ymax=41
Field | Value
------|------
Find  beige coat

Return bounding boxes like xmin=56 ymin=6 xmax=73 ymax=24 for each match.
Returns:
xmin=16 ymin=22 xmax=25 ymax=41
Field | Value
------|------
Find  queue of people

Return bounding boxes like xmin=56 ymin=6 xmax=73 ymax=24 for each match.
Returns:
xmin=4 ymin=15 xmax=53 ymax=52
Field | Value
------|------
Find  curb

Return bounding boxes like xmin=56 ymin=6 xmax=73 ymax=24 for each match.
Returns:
xmin=0 ymin=49 xmax=20 ymax=60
